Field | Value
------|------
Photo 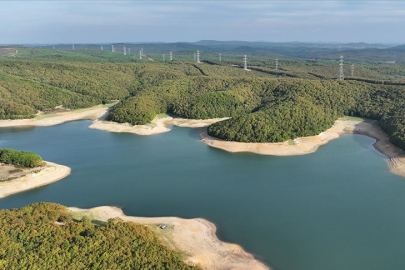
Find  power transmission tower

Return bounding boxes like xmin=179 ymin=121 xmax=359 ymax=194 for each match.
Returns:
xmin=338 ymin=55 xmax=344 ymax=80
xmin=140 ymin=50 xmax=142 ymax=60
xmin=170 ymin=52 xmax=173 ymax=61
xmin=53 ymin=45 xmax=55 ymax=50
xmin=196 ymin=50 xmax=201 ymax=63
xmin=101 ymin=45 xmax=103 ymax=50
xmin=351 ymin=64 xmax=354 ymax=77
xmin=244 ymin=55 xmax=248 ymax=70
xmin=124 ymin=47 xmax=126 ymax=55
xmin=275 ymin=58 xmax=279 ymax=70
xmin=219 ymin=53 xmax=221 ymax=62
xmin=72 ymin=44 xmax=75 ymax=50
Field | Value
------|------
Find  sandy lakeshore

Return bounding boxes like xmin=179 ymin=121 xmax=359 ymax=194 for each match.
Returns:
xmin=90 ymin=115 xmax=229 ymax=136
xmin=200 ymin=119 xmax=405 ymax=178
xmin=0 ymin=104 xmax=111 ymax=128
xmin=0 ymin=102 xmax=226 ymax=136
xmin=69 ymin=206 xmax=269 ymax=270
xmin=0 ymin=162 xmax=71 ymax=199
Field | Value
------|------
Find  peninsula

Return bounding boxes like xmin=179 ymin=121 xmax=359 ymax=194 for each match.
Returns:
xmin=70 ymin=206 xmax=269 ymax=270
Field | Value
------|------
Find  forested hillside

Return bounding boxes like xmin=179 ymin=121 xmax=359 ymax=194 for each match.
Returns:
xmin=0 ymin=50 xmax=404 ymax=151
xmin=0 ymin=203 xmax=196 ymax=269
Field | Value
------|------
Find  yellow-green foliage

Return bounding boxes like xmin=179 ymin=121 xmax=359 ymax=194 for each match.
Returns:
xmin=1 ymin=57 xmax=405 ymax=150
xmin=0 ymin=148 xmax=42 ymax=168
xmin=0 ymin=203 xmax=197 ymax=270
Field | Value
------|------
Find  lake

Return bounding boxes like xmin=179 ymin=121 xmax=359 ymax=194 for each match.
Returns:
xmin=1 ymin=120 xmax=405 ymax=270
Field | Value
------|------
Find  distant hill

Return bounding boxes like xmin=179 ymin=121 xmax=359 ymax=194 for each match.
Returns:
xmin=341 ymin=42 xmax=391 ymax=49
xmin=6 ymin=41 xmax=405 ymax=63
xmin=387 ymin=44 xmax=405 ymax=52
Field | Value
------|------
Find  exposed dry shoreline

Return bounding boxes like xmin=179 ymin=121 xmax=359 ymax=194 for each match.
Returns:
xmin=90 ymin=115 xmax=229 ymax=135
xmin=0 ymin=104 xmax=227 ymax=135
xmin=0 ymin=107 xmax=403 ymax=177
xmin=0 ymin=162 xmax=71 ymax=199
xmin=0 ymin=105 xmax=110 ymax=128
xmin=200 ymin=119 xmax=405 ymax=178
xmin=69 ymin=206 xmax=269 ymax=270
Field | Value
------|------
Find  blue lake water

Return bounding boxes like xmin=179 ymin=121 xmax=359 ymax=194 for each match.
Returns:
xmin=1 ymin=120 xmax=405 ymax=270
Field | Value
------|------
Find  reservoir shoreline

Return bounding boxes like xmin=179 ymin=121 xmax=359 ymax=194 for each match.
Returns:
xmin=0 ymin=105 xmax=404 ymax=177
xmin=200 ymin=119 xmax=405 ymax=178
xmin=0 ymin=161 xmax=71 ymax=199
xmin=1 ymin=109 xmax=404 ymax=269
xmin=69 ymin=206 xmax=269 ymax=270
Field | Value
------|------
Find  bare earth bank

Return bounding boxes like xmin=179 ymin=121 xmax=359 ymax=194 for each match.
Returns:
xmin=69 ymin=206 xmax=269 ymax=270
xmin=0 ymin=162 xmax=71 ymax=199
xmin=0 ymin=105 xmax=110 ymax=128
xmin=89 ymin=115 xmax=229 ymax=135
xmin=200 ymin=120 xmax=405 ymax=178
xmin=0 ymin=104 xmax=227 ymax=135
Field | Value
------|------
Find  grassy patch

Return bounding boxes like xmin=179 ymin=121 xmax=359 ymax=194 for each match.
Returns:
xmin=156 ymin=113 xmax=170 ymax=119
xmin=340 ymin=116 xmax=378 ymax=125
xmin=34 ymin=113 xmax=60 ymax=120
xmin=148 ymin=224 xmax=184 ymax=253
xmin=288 ymin=140 xmax=296 ymax=145
xmin=340 ymin=116 xmax=367 ymax=121
xmin=34 ymin=102 xmax=117 ymax=120
xmin=0 ymin=175 xmax=25 ymax=182
xmin=70 ymin=211 xmax=96 ymax=221
xmin=9 ymin=168 xmax=23 ymax=173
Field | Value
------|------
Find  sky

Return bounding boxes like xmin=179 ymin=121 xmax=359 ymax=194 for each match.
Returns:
xmin=0 ymin=1 xmax=404 ymax=44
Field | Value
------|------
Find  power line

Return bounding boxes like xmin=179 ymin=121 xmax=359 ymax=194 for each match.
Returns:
xmin=338 ymin=55 xmax=344 ymax=80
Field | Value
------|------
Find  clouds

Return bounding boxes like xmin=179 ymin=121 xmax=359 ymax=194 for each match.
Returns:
xmin=0 ymin=1 xmax=404 ymax=44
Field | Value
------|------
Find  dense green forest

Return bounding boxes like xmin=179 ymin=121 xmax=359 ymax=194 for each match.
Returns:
xmin=0 ymin=203 xmax=196 ymax=269
xmin=0 ymin=149 xmax=43 ymax=168
xmin=0 ymin=48 xmax=404 ymax=150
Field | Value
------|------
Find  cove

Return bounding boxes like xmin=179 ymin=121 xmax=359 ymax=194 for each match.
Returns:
xmin=1 ymin=120 xmax=405 ymax=270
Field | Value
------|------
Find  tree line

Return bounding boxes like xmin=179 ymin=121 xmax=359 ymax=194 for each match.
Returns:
xmin=0 ymin=148 xmax=43 ymax=168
